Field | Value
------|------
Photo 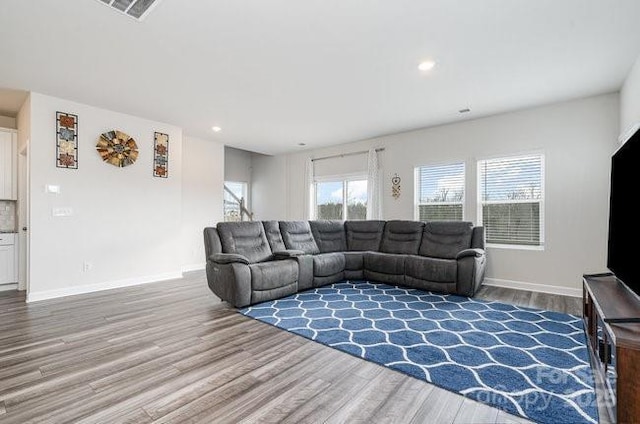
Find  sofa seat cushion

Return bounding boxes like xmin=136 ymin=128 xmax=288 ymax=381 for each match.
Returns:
xmin=380 ymin=220 xmax=425 ymax=255
xmin=249 ymin=259 xmax=298 ymax=291
xmin=405 ymin=255 xmax=457 ymax=283
xmin=313 ymin=253 xmax=346 ymax=277
xmin=310 ymin=220 xmax=347 ymax=253
xmin=279 ymin=221 xmax=320 ymax=254
xmin=420 ymin=221 xmax=474 ymax=259
xmin=344 ymin=251 xmax=364 ymax=270
xmin=345 ymin=220 xmax=386 ymax=251
xmin=364 ymin=252 xmax=405 ymax=275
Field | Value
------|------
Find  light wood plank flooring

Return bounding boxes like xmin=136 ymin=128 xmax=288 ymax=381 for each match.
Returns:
xmin=0 ymin=272 xmax=586 ymax=423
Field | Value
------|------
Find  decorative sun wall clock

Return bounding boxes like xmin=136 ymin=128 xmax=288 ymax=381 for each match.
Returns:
xmin=96 ymin=130 xmax=139 ymax=167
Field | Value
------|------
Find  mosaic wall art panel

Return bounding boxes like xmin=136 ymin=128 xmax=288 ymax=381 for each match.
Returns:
xmin=56 ymin=112 xmax=78 ymax=169
xmin=153 ymin=132 xmax=169 ymax=178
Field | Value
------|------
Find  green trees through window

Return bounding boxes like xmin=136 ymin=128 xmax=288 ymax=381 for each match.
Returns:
xmin=479 ymin=155 xmax=544 ymax=246
xmin=416 ymin=163 xmax=465 ymax=222
xmin=316 ymin=179 xmax=367 ymax=220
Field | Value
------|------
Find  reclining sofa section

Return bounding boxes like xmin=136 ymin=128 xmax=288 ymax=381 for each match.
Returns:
xmin=203 ymin=220 xmax=486 ymax=308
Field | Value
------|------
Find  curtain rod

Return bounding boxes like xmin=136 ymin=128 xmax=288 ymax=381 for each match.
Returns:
xmin=311 ymin=147 xmax=385 ymax=163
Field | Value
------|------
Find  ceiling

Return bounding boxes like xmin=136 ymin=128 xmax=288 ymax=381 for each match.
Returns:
xmin=1 ymin=0 xmax=639 ymax=155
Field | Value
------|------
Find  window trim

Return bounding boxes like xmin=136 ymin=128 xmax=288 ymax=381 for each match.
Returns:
xmin=414 ymin=161 xmax=466 ymax=222
xmin=476 ymin=153 xmax=545 ymax=250
xmin=314 ymin=174 xmax=367 ymax=220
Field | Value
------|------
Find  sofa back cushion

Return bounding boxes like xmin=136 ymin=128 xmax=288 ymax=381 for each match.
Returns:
xmin=279 ymin=221 xmax=320 ymax=254
xmin=263 ymin=220 xmax=287 ymax=252
xmin=380 ymin=220 xmax=425 ymax=254
xmin=419 ymin=221 xmax=474 ymax=259
xmin=345 ymin=220 xmax=386 ymax=251
xmin=309 ymin=220 xmax=347 ymax=253
xmin=216 ymin=222 xmax=272 ymax=263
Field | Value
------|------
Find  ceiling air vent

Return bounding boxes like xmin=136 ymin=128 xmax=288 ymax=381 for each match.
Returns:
xmin=95 ymin=0 xmax=162 ymax=21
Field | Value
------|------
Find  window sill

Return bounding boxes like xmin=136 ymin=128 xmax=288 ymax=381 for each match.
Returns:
xmin=487 ymin=243 xmax=545 ymax=252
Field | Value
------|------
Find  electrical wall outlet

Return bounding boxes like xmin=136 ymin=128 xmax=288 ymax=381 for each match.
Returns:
xmin=52 ymin=207 xmax=73 ymax=217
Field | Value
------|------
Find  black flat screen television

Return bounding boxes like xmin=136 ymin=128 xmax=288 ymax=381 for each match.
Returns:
xmin=608 ymin=126 xmax=640 ymax=298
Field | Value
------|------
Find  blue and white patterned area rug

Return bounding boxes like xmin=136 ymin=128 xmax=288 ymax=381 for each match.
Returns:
xmin=240 ymin=281 xmax=598 ymax=424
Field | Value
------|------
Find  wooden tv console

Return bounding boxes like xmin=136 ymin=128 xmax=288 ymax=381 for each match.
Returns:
xmin=583 ymin=273 xmax=640 ymax=423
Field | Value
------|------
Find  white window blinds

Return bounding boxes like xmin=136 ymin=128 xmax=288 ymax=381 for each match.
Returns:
xmin=416 ymin=162 xmax=465 ymax=222
xmin=478 ymin=154 xmax=544 ymax=246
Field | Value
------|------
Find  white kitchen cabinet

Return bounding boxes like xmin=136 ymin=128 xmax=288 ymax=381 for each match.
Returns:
xmin=0 ymin=233 xmax=17 ymax=284
xmin=0 ymin=129 xmax=17 ymax=200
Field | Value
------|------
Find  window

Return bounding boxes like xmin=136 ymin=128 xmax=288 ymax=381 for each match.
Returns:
xmin=478 ymin=154 xmax=544 ymax=247
xmin=224 ymin=181 xmax=248 ymax=222
xmin=315 ymin=178 xmax=367 ymax=220
xmin=347 ymin=180 xmax=368 ymax=220
xmin=415 ymin=162 xmax=465 ymax=222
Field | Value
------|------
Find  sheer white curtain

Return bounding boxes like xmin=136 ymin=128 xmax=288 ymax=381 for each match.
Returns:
xmin=366 ymin=149 xmax=382 ymax=219
xmin=304 ymin=157 xmax=315 ymax=219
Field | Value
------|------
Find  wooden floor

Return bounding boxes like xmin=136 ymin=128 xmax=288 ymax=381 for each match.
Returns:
xmin=0 ymin=272 xmax=586 ymax=424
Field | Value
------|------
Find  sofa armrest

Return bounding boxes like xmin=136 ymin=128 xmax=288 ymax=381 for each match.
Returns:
xmin=273 ymin=250 xmax=305 ymax=259
xmin=456 ymin=248 xmax=485 ymax=259
xmin=456 ymin=253 xmax=487 ymax=297
xmin=206 ymin=261 xmax=251 ymax=307
xmin=209 ymin=253 xmax=250 ymax=265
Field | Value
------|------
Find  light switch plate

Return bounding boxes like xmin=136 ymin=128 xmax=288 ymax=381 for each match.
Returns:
xmin=46 ymin=185 xmax=61 ymax=194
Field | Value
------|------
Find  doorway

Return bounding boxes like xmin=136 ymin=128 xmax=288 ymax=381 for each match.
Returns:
xmin=18 ymin=143 xmax=29 ymax=292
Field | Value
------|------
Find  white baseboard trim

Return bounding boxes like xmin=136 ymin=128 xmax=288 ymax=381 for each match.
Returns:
xmin=484 ymin=278 xmax=582 ymax=298
xmin=26 ymin=271 xmax=183 ymax=303
xmin=181 ymin=263 xmax=205 ymax=273
xmin=0 ymin=283 xmax=18 ymax=292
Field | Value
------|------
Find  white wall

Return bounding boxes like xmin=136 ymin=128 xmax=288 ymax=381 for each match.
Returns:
xmin=252 ymin=93 xmax=619 ymax=294
xmin=182 ymin=136 xmax=224 ymax=271
xmin=621 ymin=55 xmax=640 ymax=139
xmin=27 ymin=93 xmax=184 ymax=301
xmin=224 ymin=146 xmax=252 ymax=210
xmin=0 ymin=115 xmax=16 ymax=129
xmin=251 ymin=153 xmax=289 ymax=220
xmin=224 ymin=146 xmax=252 ymax=183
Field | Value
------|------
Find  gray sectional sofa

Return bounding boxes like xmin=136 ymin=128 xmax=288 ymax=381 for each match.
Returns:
xmin=203 ymin=220 xmax=486 ymax=308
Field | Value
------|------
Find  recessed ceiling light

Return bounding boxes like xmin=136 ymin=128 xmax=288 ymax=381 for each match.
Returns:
xmin=212 ymin=126 xmax=222 ymax=132
xmin=418 ymin=60 xmax=436 ymax=72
